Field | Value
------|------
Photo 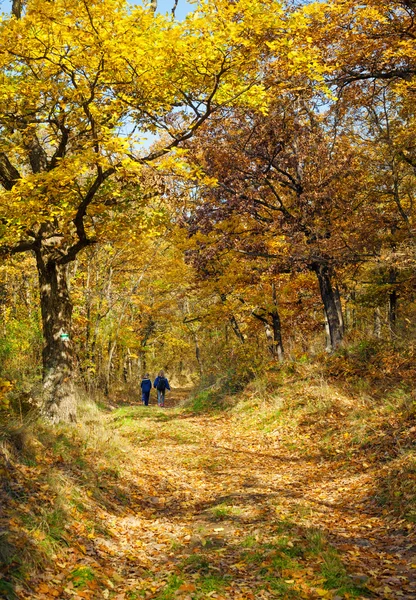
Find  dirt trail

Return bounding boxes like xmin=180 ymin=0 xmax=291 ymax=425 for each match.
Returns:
xmin=84 ymin=401 xmax=415 ymax=600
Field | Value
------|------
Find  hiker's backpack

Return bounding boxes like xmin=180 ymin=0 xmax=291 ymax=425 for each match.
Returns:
xmin=157 ymin=377 xmax=167 ymax=391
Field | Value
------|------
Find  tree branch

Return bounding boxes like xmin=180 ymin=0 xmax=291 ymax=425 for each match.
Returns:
xmin=58 ymin=167 xmax=115 ymax=265
xmin=0 ymin=240 xmax=35 ymax=257
xmin=0 ymin=153 xmax=21 ymax=190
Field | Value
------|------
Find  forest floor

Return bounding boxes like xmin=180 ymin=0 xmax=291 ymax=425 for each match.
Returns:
xmin=1 ymin=385 xmax=415 ymax=600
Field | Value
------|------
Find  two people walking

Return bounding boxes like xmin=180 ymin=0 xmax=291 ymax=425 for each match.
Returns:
xmin=140 ymin=370 xmax=170 ymax=407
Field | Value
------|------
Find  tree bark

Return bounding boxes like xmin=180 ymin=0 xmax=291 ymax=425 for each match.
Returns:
xmin=253 ymin=312 xmax=284 ymax=362
xmin=229 ymin=314 xmax=245 ymax=344
xmin=373 ymin=307 xmax=382 ymax=338
xmin=12 ymin=0 xmax=23 ymax=20
xmin=312 ymin=262 xmax=344 ymax=352
xmin=388 ymin=268 xmax=398 ymax=336
xmin=192 ymin=331 xmax=203 ymax=376
xmin=105 ymin=338 xmax=117 ymax=397
xmin=219 ymin=294 xmax=245 ymax=344
xmin=334 ymin=283 xmax=345 ymax=337
xmin=35 ymin=250 xmax=77 ymax=423
xmin=271 ymin=283 xmax=284 ymax=362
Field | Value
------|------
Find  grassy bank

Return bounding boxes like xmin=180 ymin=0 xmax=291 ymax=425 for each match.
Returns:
xmin=187 ymin=357 xmax=416 ymax=523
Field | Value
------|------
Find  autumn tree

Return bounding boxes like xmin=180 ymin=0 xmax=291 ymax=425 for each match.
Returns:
xmin=180 ymin=93 xmax=369 ymax=351
xmin=305 ymin=0 xmax=416 ymax=89
xmin=305 ymin=0 xmax=416 ymax=337
xmin=1 ymin=0 xmax=314 ymax=421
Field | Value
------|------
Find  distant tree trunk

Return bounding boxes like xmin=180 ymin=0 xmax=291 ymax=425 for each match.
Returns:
xmin=105 ymin=339 xmax=117 ymax=397
xmin=271 ymin=283 xmax=284 ymax=362
xmin=138 ymin=349 xmax=147 ymax=375
xmin=35 ymin=251 xmax=77 ymax=423
xmin=388 ymin=268 xmax=398 ymax=335
xmin=138 ymin=318 xmax=155 ymax=376
xmin=0 ymin=281 xmax=7 ymax=337
xmin=334 ymin=283 xmax=345 ymax=337
xmin=263 ymin=321 xmax=284 ymax=362
xmin=225 ymin=323 xmax=229 ymax=345
xmin=373 ymin=307 xmax=382 ymax=338
xmin=229 ymin=314 xmax=245 ymax=344
xmin=252 ymin=285 xmax=284 ymax=363
xmin=220 ymin=294 xmax=245 ymax=344
xmin=311 ymin=261 xmax=344 ymax=352
xmin=192 ymin=331 xmax=203 ymax=376
xmin=350 ymin=290 xmax=357 ymax=330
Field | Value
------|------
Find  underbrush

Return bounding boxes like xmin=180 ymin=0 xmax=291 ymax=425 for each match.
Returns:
xmin=325 ymin=338 xmax=416 ymax=396
xmin=0 ymin=397 xmax=148 ymax=598
xmin=184 ymin=387 xmax=226 ymax=413
xmin=187 ymin=349 xmax=416 ymax=523
xmin=184 ymin=377 xmax=240 ymax=413
xmin=240 ymin=362 xmax=415 ymax=522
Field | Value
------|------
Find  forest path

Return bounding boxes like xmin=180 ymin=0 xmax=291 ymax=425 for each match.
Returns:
xmin=80 ymin=398 xmax=415 ymax=600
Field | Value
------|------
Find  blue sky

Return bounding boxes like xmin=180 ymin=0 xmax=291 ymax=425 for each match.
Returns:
xmin=153 ymin=0 xmax=193 ymax=21
xmin=0 ymin=0 xmax=194 ymax=20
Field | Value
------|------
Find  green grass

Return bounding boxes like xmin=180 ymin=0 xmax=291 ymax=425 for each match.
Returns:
xmin=69 ymin=565 xmax=96 ymax=589
xmin=305 ymin=528 xmax=325 ymax=555
xmin=20 ymin=504 xmax=67 ymax=553
xmin=153 ymin=575 xmax=183 ymax=599
xmin=235 ymin=527 xmax=367 ymax=598
xmin=185 ymin=389 xmax=225 ymax=413
xmin=199 ymin=573 xmax=229 ymax=593
xmin=0 ymin=578 xmax=17 ymax=600
xmin=261 ymin=578 xmax=300 ymax=598
xmin=320 ymin=548 xmax=368 ymax=597
xmin=209 ymin=502 xmax=242 ymax=520
xmin=241 ymin=534 xmax=257 ymax=547
xmin=181 ymin=554 xmax=211 ymax=573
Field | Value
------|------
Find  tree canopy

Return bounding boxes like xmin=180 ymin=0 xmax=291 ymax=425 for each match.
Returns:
xmin=0 ymin=0 xmax=415 ymax=421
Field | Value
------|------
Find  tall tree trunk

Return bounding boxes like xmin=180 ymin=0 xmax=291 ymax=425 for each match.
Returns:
xmin=138 ymin=341 xmax=148 ymax=376
xmin=35 ymin=251 xmax=77 ymax=423
xmin=350 ymin=290 xmax=357 ymax=330
xmin=138 ymin=318 xmax=155 ymax=376
xmin=253 ymin=313 xmax=284 ymax=362
xmin=312 ymin=262 xmax=344 ymax=352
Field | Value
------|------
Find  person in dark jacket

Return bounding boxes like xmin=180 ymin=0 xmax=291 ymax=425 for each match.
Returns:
xmin=140 ymin=373 xmax=152 ymax=406
xmin=153 ymin=370 xmax=170 ymax=407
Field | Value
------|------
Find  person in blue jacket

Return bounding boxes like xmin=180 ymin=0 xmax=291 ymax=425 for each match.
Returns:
xmin=140 ymin=373 xmax=152 ymax=406
xmin=153 ymin=370 xmax=170 ymax=407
